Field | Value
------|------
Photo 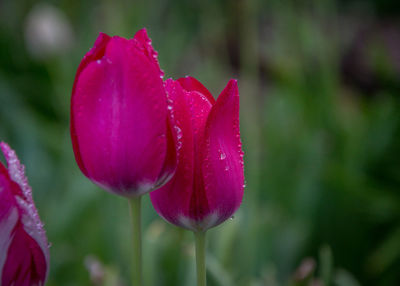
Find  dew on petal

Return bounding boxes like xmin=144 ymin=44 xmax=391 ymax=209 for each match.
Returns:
xmin=173 ymin=125 xmax=183 ymax=150
xmin=174 ymin=126 xmax=182 ymax=140
xmin=218 ymin=149 xmax=226 ymax=160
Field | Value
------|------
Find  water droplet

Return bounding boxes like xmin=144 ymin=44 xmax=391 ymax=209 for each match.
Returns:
xmin=224 ymin=165 xmax=229 ymax=171
xmin=230 ymin=216 xmax=235 ymax=220
xmin=96 ymin=59 xmax=101 ymax=64
xmin=173 ymin=125 xmax=183 ymax=150
xmin=220 ymin=152 xmax=226 ymax=160
xmin=174 ymin=126 xmax=182 ymax=140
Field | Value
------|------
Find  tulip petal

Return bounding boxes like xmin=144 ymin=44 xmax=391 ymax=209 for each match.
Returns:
xmin=0 ymin=143 xmax=49 ymax=267
xmin=71 ymin=32 xmax=111 ymax=177
xmin=153 ymin=110 xmax=177 ymax=190
xmin=74 ymin=33 xmax=111 ymax=84
xmin=150 ymin=79 xmax=195 ymax=227
xmin=133 ymin=28 xmax=164 ymax=78
xmin=0 ymin=143 xmax=49 ymax=285
xmin=2 ymin=223 xmax=47 ymax=286
xmin=177 ymin=76 xmax=215 ymax=104
xmin=186 ymin=89 xmax=214 ymax=221
xmin=0 ymin=166 xmax=18 ymax=277
xmin=71 ymin=36 xmax=168 ymax=196
xmin=150 ymin=79 xmax=215 ymax=230
xmin=202 ymin=80 xmax=244 ymax=227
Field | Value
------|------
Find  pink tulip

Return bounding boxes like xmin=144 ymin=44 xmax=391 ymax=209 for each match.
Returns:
xmin=0 ymin=142 xmax=49 ymax=285
xmin=150 ymin=77 xmax=244 ymax=231
xmin=70 ymin=29 xmax=176 ymax=197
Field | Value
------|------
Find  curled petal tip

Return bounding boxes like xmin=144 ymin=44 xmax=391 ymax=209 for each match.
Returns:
xmin=92 ymin=32 xmax=111 ymax=52
xmin=0 ymin=142 xmax=13 ymax=164
xmin=177 ymin=76 xmax=215 ymax=104
xmin=97 ymin=32 xmax=111 ymax=39
xmin=226 ymin=79 xmax=239 ymax=92
xmin=132 ymin=29 xmax=164 ymax=78
xmin=228 ymin=78 xmax=238 ymax=86
xmin=134 ymin=28 xmax=148 ymax=37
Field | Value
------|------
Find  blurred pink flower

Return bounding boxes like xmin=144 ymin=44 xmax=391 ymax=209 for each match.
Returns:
xmin=70 ymin=29 xmax=176 ymax=197
xmin=150 ymin=77 xmax=244 ymax=231
xmin=0 ymin=142 xmax=49 ymax=285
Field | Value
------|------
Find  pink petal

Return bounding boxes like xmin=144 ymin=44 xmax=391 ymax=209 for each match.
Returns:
xmin=71 ymin=32 xmax=111 ymax=177
xmin=74 ymin=33 xmax=111 ymax=86
xmin=71 ymin=35 xmax=168 ymax=196
xmin=0 ymin=143 xmax=49 ymax=266
xmin=0 ymin=164 xmax=18 ymax=273
xmin=150 ymin=79 xmax=214 ymax=229
xmin=0 ymin=142 xmax=49 ymax=285
xmin=153 ymin=108 xmax=177 ymax=190
xmin=186 ymin=89 xmax=214 ymax=221
xmin=201 ymin=80 xmax=244 ymax=227
xmin=133 ymin=28 xmax=164 ymax=78
xmin=150 ymin=79 xmax=195 ymax=226
xmin=177 ymin=76 xmax=215 ymax=104
xmin=2 ymin=223 xmax=47 ymax=286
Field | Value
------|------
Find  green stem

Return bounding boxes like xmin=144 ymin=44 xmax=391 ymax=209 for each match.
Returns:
xmin=194 ymin=231 xmax=207 ymax=286
xmin=129 ymin=196 xmax=142 ymax=286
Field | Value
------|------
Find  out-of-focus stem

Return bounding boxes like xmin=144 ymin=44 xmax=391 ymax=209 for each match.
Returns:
xmin=194 ymin=231 xmax=207 ymax=286
xmin=129 ymin=196 xmax=142 ymax=286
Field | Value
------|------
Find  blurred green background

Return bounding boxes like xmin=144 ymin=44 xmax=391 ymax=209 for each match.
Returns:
xmin=1 ymin=0 xmax=400 ymax=285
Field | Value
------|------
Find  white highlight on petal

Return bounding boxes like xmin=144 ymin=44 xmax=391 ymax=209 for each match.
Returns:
xmin=153 ymin=169 xmax=174 ymax=192
xmin=94 ymin=179 xmax=156 ymax=197
xmin=178 ymin=212 xmax=220 ymax=232
xmin=135 ymin=181 xmax=156 ymax=197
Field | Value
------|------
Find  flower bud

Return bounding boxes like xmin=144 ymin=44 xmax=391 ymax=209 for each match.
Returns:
xmin=71 ymin=29 xmax=176 ymax=197
xmin=150 ymin=77 xmax=244 ymax=231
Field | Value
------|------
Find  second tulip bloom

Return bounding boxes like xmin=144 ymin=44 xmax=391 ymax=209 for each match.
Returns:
xmin=150 ymin=77 xmax=244 ymax=231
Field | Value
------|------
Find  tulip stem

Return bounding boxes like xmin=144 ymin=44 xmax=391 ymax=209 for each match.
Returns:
xmin=194 ymin=231 xmax=207 ymax=286
xmin=129 ymin=196 xmax=143 ymax=286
